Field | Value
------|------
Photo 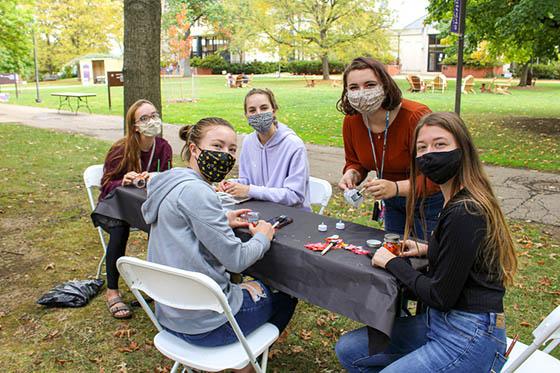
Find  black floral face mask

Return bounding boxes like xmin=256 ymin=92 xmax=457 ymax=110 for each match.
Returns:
xmin=196 ymin=148 xmax=236 ymax=183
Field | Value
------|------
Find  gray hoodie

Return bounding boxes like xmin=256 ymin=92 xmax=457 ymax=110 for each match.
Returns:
xmin=141 ymin=167 xmax=270 ymax=334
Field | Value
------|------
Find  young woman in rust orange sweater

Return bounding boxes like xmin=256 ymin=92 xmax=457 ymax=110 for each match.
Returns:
xmin=337 ymin=57 xmax=443 ymax=239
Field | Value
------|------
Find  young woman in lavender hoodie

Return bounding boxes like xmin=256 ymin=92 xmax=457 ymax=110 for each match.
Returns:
xmin=218 ymin=88 xmax=311 ymax=210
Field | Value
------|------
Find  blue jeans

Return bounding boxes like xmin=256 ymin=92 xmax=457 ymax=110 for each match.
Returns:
xmin=165 ymin=281 xmax=297 ymax=347
xmin=335 ymin=308 xmax=507 ymax=373
xmin=384 ymin=192 xmax=444 ymax=240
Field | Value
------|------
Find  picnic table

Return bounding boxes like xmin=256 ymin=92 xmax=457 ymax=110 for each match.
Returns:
xmin=92 ymin=185 xmax=426 ymax=353
xmin=51 ymin=92 xmax=96 ymax=114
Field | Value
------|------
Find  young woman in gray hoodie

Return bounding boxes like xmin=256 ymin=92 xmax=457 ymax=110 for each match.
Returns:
xmin=141 ymin=117 xmax=297 ymax=362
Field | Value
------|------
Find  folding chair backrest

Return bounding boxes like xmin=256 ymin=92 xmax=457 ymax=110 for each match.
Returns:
xmin=503 ymin=305 xmax=560 ymax=372
xmin=83 ymin=164 xmax=104 ymax=211
xmin=117 ymin=257 xmax=226 ymax=315
xmin=117 ymin=256 xmax=263 ymax=371
xmin=533 ymin=305 xmax=560 ymax=352
xmin=309 ymin=176 xmax=332 ymax=215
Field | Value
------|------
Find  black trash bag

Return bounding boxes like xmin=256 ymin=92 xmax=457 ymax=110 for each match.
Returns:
xmin=37 ymin=279 xmax=104 ymax=308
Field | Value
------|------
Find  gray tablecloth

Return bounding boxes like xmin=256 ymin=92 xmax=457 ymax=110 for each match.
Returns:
xmin=93 ymin=186 xmax=424 ymax=351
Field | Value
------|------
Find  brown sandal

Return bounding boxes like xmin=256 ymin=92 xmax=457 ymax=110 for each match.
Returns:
xmin=107 ymin=296 xmax=132 ymax=319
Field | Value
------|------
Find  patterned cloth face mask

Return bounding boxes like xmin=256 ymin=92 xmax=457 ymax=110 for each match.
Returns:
xmin=136 ymin=118 xmax=162 ymax=137
xmin=247 ymin=111 xmax=275 ymax=133
xmin=346 ymin=85 xmax=385 ymax=114
xmin=196 ymin=147 xmax=236 ymax=183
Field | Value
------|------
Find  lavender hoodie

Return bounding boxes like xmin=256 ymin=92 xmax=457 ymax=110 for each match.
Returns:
xmin=233 ymin=122 xmax=310 ymax=210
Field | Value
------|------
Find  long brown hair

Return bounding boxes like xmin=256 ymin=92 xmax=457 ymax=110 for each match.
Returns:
xmin=101 ymin=99 xmax=154 ymax=187
xmin=336 ymin=57 xmax=402 ymax=115
xmin=179 ymin=117 xmax=235 ymax=161
xmin=404 ymin=112 xmax=517 ymax=286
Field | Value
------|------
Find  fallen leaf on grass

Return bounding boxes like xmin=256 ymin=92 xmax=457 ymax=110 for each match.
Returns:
xmin=118 ymin=341 xmax=140 ymax=353
xmin=44 ymin=263 xmax=55 ymax=270
xmin=114 ymin=326 xmax=135 ymax=339
xmin=520 ymin=321 xmax=532 ymax=327
xmin=43 ymin=329 xmax=60 ymax=340
xmin=538 ymin=276 xmax=552 ymax=287
xmin=291 ymin=345 xmax=304 ymax=354
xmin=316 ymin=316 xmax=327 ymax=327
xmin=268 ymin=348 xmax=282 ymax=359
xmin=55 ymin=358 xmax=73 ymax=366
xmin=277 ymin=329 xmax=289 ymax=344
xmin=299 ymin=329 xmax=312 ymax=341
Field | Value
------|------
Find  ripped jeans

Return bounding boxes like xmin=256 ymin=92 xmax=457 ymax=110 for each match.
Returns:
xmin=164 ymin=280 xmax=297 ymax=347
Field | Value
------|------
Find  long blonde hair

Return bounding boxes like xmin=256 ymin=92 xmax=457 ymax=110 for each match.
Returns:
xmin=405 ymin=112 xmax=517 ymax=286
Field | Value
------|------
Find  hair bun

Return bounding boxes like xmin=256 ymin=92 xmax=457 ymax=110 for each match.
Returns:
xmin=179 ymin=125 xmax=193 ymax=142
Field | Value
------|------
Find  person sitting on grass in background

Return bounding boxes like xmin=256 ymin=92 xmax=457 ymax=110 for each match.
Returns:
xmin=99 ymin=99 xmax=172 ymax=319
xmin=142 ymin=117 xmax=297 ymax=373
xmin=218 ymin=88 xmax=311 ymax=210
xmin=335 ymin=112 xmax=517 ymax=372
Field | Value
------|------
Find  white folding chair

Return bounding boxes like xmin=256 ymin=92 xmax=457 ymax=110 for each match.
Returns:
xmin=117 ymin=256 xmax=279 ymax=373
xmin=502 ymin=305 xmax=560 ymax=372
xmin=309 ymin=176 xmax=332 ymax=215
xmin=83 ymin=164 xmax=108 ymax=279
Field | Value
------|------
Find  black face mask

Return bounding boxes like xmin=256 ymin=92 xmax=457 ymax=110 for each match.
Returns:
xmin=416 ymin=149 xmax=462 ymax=185
xmin=196 ymin=148 xmax=236 ymax=183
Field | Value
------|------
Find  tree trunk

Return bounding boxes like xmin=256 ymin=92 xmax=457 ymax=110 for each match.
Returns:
xmin=518 ymin=63 xmax=532 ymax=87
xmin=124 ymin=0 xmax=162 ymax=125
xmin=180 ymin=58 xmax=192 ymax=77
xmin=321 ymin=54 xmax=330 ymax=80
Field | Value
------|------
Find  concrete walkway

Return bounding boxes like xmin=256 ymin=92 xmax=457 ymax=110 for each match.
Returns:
xmin=1 ymin=103 xmax=558 ymax=226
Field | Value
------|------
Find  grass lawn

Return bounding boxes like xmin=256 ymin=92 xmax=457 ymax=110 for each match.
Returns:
xmin=0 ymin=123 xmax=558 ymax=371
xmin=3 ymin=75 xmax=559 ymax=172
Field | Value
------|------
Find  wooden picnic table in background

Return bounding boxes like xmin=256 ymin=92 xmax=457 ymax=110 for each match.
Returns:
xmin=51 ymin=92 xmax=96 ymax=114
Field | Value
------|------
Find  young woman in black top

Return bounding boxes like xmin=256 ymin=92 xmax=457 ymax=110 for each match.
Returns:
xmin=336 ymin=112 xmax=517 ymax=372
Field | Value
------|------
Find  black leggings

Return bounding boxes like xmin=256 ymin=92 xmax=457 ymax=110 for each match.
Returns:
xmin=106 ymin=225 xmax=130 ymax=290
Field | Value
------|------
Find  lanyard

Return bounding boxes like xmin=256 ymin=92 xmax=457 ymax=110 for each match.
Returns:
xmin=364 ymin=111 xmax=390 ymax=180
xmin=144 ymin=140 xmax=156 ymax=172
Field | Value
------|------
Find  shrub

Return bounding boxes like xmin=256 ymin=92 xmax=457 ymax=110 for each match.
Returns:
xmin=510 ymin=63 xmax=560 ymax=79
xmin=190 ymin=54 xmax=228 ymax=74
xmin=532 ymin=63 xmax=560 ymax=79
xmin=285 ymin=60 xmax=346 ymax=75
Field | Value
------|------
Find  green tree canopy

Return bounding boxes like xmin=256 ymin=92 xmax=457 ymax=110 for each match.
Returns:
xmin=35 ymin=0 xmax=123 ymax=74
xmin=0 ymin=0 xmax=33 ymax=74
xmin=245 ymin=0 xmax=392 ymax=79
xmin=428 ymin=0 xmax=560 ymax=85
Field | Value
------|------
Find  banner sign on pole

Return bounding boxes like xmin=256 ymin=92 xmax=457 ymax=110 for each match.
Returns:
xmin=451 ymin=0 xmax=462 ymax=34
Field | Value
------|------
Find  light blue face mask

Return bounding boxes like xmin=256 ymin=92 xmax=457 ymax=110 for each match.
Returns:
xmin=247 ymin=111 xmax=274 ymax=133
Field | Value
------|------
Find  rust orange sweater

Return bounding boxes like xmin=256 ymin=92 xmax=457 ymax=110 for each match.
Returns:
xmin=342 ymin=98 xmax=440 ymax=196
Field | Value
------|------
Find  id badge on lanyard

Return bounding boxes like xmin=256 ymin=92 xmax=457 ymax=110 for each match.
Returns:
xmin=364 ymin=111 xmax=390 ymax=223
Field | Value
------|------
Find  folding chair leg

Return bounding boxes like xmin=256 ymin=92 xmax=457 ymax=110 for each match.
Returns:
xmin=261 ymin=347 xmax=270 ymax=372
xmin=95 ymin=252 xmax=107 ymax=279
xmin=170 ymin=361 xmax=180 ymax=373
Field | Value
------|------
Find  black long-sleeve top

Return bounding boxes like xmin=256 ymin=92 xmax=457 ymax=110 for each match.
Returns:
xmin=386 ymin=189 xmax=505 ymax=312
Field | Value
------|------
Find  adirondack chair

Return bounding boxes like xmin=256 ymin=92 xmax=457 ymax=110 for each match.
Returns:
xmin=406 ymin=74 xmax=425 ymax=93
xmin=462 ymin=75 xmax=476 ymax=94
xmin=429 ymin=73 xmax=447 ymax=93
xmin=494 ymin=77 xmax=513 ymax=95
xmin=303 ymin=74 xmax=316 ymax=88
